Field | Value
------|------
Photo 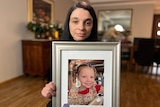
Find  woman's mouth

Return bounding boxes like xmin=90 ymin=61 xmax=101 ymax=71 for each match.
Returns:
xmin=76 ymin=33 xmax=85 ymax=37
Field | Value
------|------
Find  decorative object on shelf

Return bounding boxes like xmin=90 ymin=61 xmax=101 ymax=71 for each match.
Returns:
xmin=54 ymin=31 xmax=59 ymax=40
xmin=53 ymin=22 xmax=63 ymax=35
xmin=48 ymin=22 xmax=63 ymax=40
xmin=27 ymin=21 xmax=63 ymax=39
xmin=27 ymin=21 xmax=49 ymax=39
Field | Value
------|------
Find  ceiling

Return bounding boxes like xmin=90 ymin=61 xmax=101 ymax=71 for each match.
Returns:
xmin=89 ymin=0 xmax=158 ymax=3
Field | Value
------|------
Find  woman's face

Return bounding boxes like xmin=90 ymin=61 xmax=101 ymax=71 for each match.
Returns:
xmin=69 ymin=8 xmax=93 ymax=41
xmin=78 ymin=66 xmax=95 ymax=89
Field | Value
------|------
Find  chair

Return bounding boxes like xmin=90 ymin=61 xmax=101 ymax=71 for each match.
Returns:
xmin=133 ymin=37 xmax=144 ymax=46
xmin=121 ymin=44 xmax=131 ymax=71
xmin=153 ymin=45 xmax=160 ymax=75
xmin=154 ymin=38 xmax=160 ymax=46
xmin=133 ymin=38 xmax=155 ymax=72
xmin=133 ymin=37 xmax=145 ymax=55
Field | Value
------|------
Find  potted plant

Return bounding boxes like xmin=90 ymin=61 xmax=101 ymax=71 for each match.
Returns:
xmin=27 ymin=21 xmax=49 ymax=39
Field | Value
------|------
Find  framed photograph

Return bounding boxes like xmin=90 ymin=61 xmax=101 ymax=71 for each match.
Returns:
xmin=28 ymin=0 xmax=54 ymax=23
xmin=52 ymin=41 xmax=120 ymax=107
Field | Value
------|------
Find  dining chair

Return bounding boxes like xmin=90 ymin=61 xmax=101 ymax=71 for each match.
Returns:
xmin=153 ymin=46 xmax=160 ymax=75
xmin=154 ymin=38 xmax=160 ymax=46
xmin=133 ymin=37 xmax=145 ymax=54
xmin=133 ymin=38 xmax=155 ymax=72
xmin=121 ymin=44 xmax=131 ymax=71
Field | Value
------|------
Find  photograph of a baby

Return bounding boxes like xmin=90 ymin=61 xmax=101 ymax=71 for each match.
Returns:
xmin=68 ymin=59 xmax=104 ymax=105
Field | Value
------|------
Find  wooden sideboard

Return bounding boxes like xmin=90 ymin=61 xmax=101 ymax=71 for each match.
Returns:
xmin=22 ymin=39 xmax=51 ymax=77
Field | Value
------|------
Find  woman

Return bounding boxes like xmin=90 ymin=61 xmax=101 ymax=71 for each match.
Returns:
xmin=41 ymin=1 xmax=98 ymax=106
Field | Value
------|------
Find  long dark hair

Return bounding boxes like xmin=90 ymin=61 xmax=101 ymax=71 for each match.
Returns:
xmin=60 ymin=1 xmax=98 ymax=41
xmin=45 ymin=1 xmax=98 ymax=82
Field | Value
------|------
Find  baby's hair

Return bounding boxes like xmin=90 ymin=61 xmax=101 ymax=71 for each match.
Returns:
xmin=76 ymin=63 xmax=97 ymax=78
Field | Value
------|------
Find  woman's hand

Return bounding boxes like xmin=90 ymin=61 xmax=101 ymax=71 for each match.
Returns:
xmin=41 ymin=82 xmax=56 ymax=99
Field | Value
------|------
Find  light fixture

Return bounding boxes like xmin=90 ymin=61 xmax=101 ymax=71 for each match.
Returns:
xmin=158 ymin=22 xmax=160 ymax=27
xmin=114 ymin=24 xmax=124 ymax=32
xmin=157 ymin=30 xmax=160 ymax=36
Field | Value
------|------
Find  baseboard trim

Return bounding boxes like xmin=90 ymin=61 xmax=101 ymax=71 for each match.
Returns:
xmin=0 ymin=75 xmax=24 ymax=85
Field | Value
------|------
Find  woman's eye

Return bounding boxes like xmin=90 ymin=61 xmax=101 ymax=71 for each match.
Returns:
xmin=85 ymin=21 xmax=92 ymax=26
xmin=72 ymin=20 xmax=78 ymax=24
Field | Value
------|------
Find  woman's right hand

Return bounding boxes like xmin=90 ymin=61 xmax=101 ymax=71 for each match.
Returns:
xmin=41 ymin=82 xmax=56 ymax=99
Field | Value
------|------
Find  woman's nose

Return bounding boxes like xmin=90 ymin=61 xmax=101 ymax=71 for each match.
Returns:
xmin=78 ymin=22 xmax=85 ymax=30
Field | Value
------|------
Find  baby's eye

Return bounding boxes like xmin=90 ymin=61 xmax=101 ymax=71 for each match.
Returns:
xmin=90 ymin=76 xmax=94 ymax=79
xmin=82 ymin=76 xmax=86 ymax=78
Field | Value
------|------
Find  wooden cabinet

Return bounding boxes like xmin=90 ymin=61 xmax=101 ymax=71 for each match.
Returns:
xmin=22 ymin=40 xmax=51 ymax=77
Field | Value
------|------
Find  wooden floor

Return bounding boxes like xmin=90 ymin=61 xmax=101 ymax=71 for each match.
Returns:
xmin=120 ymin=66 xmax=160 ymax=107
xmin=0 ymin=66 xmax=160 ymax=107
xmin=0 ymin=76 xmax=50 ymax=107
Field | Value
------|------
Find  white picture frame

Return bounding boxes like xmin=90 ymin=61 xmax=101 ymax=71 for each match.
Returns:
xmin=52 ymin=41 xmax=120 ymax=107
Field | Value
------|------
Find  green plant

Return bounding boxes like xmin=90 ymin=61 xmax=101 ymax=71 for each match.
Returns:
xmin=27 ymin=21 xmax=63 ymax=39
xmin=27 ymin=21 xmax=49 ymax=34
xmin=53 ymin=23 xmax=63 ymax=34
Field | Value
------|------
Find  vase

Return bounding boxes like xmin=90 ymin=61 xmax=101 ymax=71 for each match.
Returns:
xmin=35 ymin=34 xmax=41 ymax=39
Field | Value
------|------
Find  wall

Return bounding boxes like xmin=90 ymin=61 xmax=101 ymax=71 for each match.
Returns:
xmin=0 ymin=0 xmax=155 ymax=83
xmin=0 ymin=0 xmax=27 ymax=83
xmin=92 ymin=2 xmax=154 ymax=42
xmin=0 ymin=0 xmax=73 ymax=83
xmin=54 ymin=0 xmax=74 ymax=25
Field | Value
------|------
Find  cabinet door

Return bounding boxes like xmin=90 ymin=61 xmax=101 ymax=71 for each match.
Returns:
xmin=22 ymin=42 xmax=43 ymax=76
xmin=42 ymin=42 xmax=51 ymax=76
xmin=22 ymin=41 xmax=51 ymax=77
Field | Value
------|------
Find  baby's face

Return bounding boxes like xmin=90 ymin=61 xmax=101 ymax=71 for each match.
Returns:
xmin=78 ymin=66 xmax=95 ymax=89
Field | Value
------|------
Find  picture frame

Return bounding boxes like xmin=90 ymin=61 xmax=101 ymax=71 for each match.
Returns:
xmin=52 ymin=41 xmax=120 ymax=107
xmin=98 ymin=9 xmax=132 ymax=32
xmin=28 ymin=0 xmax=54 ymax=23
